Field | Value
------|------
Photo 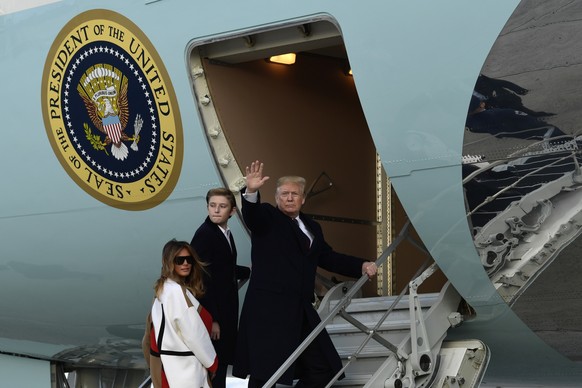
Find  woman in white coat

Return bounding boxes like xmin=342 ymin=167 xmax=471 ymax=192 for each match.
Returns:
xmin=151 ymin=239 xmax=218 ymax=388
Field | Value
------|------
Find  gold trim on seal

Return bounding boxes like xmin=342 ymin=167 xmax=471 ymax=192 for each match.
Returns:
xmin=41 ymin=9 xmax=183 ymax=211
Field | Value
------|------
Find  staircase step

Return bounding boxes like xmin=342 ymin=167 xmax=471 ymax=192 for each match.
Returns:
xmin=331 ymin=293 xmax=440 ymax=314
xmin=332 ymin=373 xmax=374 ymax=386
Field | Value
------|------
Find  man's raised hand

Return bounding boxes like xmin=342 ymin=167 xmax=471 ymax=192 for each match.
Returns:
xmin=245 ymin=160 xmax=270 ymax=193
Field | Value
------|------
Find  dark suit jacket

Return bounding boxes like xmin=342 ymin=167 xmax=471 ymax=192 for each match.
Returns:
xmin=191 ymin=216 xmax=250 ymax=364
xmin=232 ymin=190 xmax=365 ymax=384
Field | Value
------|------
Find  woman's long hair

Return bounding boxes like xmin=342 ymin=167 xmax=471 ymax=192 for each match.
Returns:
xmin=154 ymin=239 xmax=206 ymax=298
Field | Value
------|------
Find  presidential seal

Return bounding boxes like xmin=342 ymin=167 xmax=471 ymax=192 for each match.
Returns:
xmin=41 ymin=9 xmax=183 ymax=210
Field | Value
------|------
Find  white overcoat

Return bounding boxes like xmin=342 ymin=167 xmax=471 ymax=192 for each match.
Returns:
xmin=151 ymin=279 xmax=216 ymax=388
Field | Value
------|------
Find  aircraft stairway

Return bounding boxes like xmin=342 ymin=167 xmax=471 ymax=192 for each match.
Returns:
xmin=322 ymin=290 xmax=441 ymax=386
xmin=318 ymin=281 xmax=488 ymax=388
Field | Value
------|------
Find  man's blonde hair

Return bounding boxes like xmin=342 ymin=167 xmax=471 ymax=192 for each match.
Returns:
xmin=276 ymin=176 xmax=306 ymax=195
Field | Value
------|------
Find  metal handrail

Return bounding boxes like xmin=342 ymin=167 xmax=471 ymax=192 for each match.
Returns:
xmin=262 ymin=220 xmax=412 ymax=388
xmin=325 ymin=256 xmax=433 ymax=388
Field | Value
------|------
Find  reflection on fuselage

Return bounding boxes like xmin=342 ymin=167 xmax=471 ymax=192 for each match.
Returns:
xmin=462 ymin=0 xmax=582 ymax=362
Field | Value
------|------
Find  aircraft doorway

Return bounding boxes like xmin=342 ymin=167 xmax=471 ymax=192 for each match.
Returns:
xmin=187 ymin=17 xmax=445 ymax=297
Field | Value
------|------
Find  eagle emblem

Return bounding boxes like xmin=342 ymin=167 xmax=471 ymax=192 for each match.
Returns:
xmin=78 ymin=65 xmax=141 ymax=160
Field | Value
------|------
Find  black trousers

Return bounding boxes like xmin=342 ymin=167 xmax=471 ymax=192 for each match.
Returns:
xmin=247 ymin=376 xmax=267 ymax=388
xmin=294 ymin=317 xmax=335 ymax=388
xmin=249 ymin=318 xmax=334 ymax=388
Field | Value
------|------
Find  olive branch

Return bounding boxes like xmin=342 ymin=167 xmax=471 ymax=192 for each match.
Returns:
xmin=84 ymin=123 xmax=109 ymax=155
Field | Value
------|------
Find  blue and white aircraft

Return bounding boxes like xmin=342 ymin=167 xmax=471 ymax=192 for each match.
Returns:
xmin=2 ymin=0 xmax=582 ymax=387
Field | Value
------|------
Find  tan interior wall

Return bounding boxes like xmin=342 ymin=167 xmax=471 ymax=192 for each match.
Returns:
xmin=202 ymin=53 xmax=379 ymax=295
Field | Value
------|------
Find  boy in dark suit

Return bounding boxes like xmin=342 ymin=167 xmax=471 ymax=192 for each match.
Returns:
xmin=191 ymin=188 xmax=250 ymax=388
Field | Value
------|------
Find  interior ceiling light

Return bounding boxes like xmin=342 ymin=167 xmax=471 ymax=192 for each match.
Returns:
xmin=268 ymin=53 xmax=296 ymax=65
